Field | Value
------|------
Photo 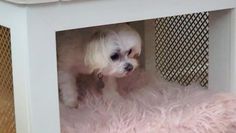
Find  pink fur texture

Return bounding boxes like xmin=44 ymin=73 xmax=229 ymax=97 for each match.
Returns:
xmin=60 ymin=70 xmax=236 ymax=133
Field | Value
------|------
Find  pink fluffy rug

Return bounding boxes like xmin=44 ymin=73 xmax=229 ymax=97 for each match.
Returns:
xmin=60 ymin=70 xmax=236 ymax=133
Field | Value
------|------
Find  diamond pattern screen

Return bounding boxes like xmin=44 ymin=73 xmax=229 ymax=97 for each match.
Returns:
xmin=0 ymin=25 xmax=16 ymax=133
xmin=155 ymin=12 xmax=209 ymax=87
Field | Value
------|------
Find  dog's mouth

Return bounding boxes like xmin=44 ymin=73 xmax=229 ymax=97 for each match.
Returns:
xmin=124 ymin=70 xmax=134 ymax=76
xmin=106 ymin=69 xmax=135 ymax=78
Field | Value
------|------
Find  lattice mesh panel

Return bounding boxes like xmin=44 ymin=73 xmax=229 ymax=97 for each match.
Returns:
xmin=0 ymin=26 xmax=16 ymax=133
xmin=155 ymin=12 xmax=209 ymax=87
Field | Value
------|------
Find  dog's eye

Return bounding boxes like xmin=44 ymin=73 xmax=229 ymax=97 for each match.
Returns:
xmin=128 ymin=49 xmax=132 ymax=55
xmin=110 ymin=53 xmax=119 ymax=61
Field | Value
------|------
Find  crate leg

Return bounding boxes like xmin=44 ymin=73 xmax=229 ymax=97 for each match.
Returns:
xmin=209 ymin=9 xmax=236 ymax=91
xmin=0 ymin=2 xmax=61 ymax=133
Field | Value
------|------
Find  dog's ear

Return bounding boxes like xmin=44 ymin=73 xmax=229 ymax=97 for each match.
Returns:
xmin=118 ymin=24 xmax=142 ymax=56
xmin=84 ymin=30 xmax=110 ymax=73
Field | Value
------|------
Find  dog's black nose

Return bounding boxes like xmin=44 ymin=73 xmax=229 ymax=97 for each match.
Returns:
xmin=124 ymin=63 xmax=133 ymax=72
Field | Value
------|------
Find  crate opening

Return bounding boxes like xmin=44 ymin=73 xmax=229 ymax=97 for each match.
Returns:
xmin=56 ymin=12 xmax=211 ymax=133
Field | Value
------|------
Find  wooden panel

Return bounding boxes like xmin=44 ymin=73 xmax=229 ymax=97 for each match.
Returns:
xmin=25 ymin=0 xmax=236 ymax=31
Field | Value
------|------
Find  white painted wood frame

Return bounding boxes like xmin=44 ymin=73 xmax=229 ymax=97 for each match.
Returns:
xmin=0 ymin=0 xmax=235 ymax=133
xmin=209 ymin=9 xmax=236 ymax=92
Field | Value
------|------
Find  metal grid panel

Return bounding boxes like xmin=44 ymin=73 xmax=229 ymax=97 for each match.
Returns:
xmin=155 ymin=12 xmax=209 ymax=87
xmin=0 ymin=26 xmax=16 ymax=133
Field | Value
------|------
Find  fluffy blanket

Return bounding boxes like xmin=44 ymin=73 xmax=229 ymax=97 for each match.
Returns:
xmin=60 ymin=70 xmax=236 ymax=133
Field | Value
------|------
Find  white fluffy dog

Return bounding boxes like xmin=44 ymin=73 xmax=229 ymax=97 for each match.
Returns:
xmin=57 ymin=24 xmax=142 ymax=108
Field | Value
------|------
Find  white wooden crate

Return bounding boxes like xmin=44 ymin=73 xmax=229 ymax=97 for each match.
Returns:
xmin=0 ymin=0 xmax=236 ymax=133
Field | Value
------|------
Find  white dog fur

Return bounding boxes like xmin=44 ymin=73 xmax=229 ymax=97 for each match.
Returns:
xmin=57 ymin=24 xmax=142 ymax=107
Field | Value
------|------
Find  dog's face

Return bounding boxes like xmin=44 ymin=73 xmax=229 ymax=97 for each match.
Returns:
xmin=84 ymin=24 xmax=141 ymax=77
